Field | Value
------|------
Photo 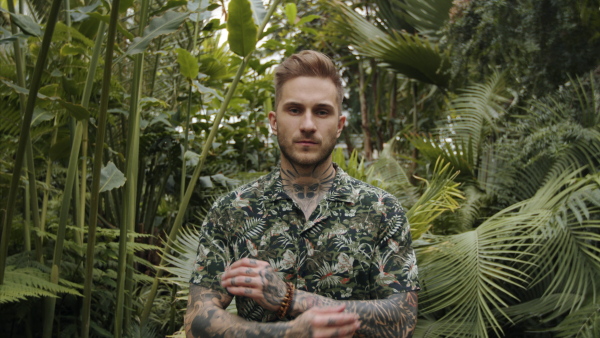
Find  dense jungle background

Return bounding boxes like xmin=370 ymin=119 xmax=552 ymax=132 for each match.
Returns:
xmin=1 ymin=0 xmax=600 ymax=336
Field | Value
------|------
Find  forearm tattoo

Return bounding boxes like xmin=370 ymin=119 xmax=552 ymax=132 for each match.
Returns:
xmin=185 ymin=285 xmax=307 ymax=338
xmin=281 ymin=163 xmax=335 ymax=219
xmin=290 ymin=290 xmax=418 ymax=337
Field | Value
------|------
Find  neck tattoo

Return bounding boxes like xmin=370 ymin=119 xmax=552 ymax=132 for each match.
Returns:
xmin=281 ymin=163 xmax=335 ymax=220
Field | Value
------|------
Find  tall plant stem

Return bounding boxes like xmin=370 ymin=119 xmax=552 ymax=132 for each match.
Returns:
xmin=115 ymin=0 xmax=151 ymax=335
xmin=42 ymin=122 xmax=83 ymax=338
xmin=80 ymin=19 xmax=107 ymax=338
xmin=140 ymin=0 xmax=282 ymax=324
xmin=7 ymin=0 xmax=43 ymax=259
xmin=180 ymin=17 xmax=201 ymax=203
xmin=0 ymin=0 xmax=63 ymax=285
xmin=80 ymin=0 xmax=122 ymax=329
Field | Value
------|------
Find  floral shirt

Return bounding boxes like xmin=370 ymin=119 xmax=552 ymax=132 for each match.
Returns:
xmin=190 ymin=165 xmax=420 ymax=322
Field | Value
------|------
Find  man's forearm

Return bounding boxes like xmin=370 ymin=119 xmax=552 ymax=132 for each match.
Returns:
xmin=289 ymin=291 xmax=418 ymax=338
xmin=186 ymin=285 xmax=299 ymax=338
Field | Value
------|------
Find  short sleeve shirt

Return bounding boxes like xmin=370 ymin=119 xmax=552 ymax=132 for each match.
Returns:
xmin=189 ymin=165 xmax=420 ymax=322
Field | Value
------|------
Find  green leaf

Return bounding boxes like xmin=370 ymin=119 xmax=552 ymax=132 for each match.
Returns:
xmin=31 ymin=107 xmax=54 ymax=126
xmin=58 ymin=100 xmax=90 ymax=120
xmin=60 ymin=43 xmax=87 ymax=56
xmin=2 ymin=10 xmax=42 ymax=37
xmin=99 ymin=162 xmax=127 ymax=192
xmin=285 ymin=3 xmax=297 ymax=25
xmin=120 ymin=11 xmax=188 ymax=60
xmin=176 ymin=48 xmax=199 ymax=79
xmin=227 ymin=0 xmax=257 ymax=57
xmin=297 ymin=14 xmax=319 ymax=26
xmin=192 ymin=80 xmax=223 ymax=101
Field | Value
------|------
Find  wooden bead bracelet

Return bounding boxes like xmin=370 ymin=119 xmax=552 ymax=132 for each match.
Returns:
xmin=276 ymin=282 xmax=295 ymax=319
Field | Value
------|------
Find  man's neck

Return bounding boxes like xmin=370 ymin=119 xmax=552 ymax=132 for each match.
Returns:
xmin=280 ymin=160 xmax=336 ymax=221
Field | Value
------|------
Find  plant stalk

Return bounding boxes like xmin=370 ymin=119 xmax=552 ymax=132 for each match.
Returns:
xmin=0 ymin=0 xmax=63 ymax=285
xmin=80 ymin=19 xmax=107 ymax=338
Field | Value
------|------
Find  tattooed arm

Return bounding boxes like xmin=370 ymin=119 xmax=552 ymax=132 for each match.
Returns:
xmin=290 ymin=290 xmax=418 ymax=337
xmin=185 ymin=283 xmax=360 ymax=338
xmin=221 ymin=258 xmax=418 ymax=338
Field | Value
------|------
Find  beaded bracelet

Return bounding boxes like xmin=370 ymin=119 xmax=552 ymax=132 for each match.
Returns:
xmin=276 ymin=282 xmax=295 ymax=319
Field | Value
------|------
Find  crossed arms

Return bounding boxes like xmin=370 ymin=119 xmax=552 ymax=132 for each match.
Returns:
xmin=185 ymin=258 xmax=418 ymax=338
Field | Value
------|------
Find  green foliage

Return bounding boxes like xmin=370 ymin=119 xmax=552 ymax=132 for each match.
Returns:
xmin=176 ymin=48 xmax=198 ymax=79
xmin=445 ymin=0 xmax=600 ymax=96
xmin=227 ymin=0 xmax=258 ymax=57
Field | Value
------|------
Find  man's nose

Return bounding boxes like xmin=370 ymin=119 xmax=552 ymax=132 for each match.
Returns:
xmin=299 ymin=111 xmax=317 ymax=132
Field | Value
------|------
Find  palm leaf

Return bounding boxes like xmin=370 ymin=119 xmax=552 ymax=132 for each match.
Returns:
xmin=366 ymin=156 xmax=420 ymax=208
xmin=395 ymin=0 xmax=454 ymax=39
xmin=552 ymin=301 xmax=600 ymax=338
xmin=406 ymin=158 xmax=464 ymax=239
xmin=416 ymin=184 xmax=561 ymax=336
xmin=443 ymin=72 xmax=512 ymax=162
xmin=333 ymin=1 xmax=451 ymax=87
xmin=518 ymin=170 xmax=600 ymax=311
xmin=407 ymin=133 xmax=476 ymax=180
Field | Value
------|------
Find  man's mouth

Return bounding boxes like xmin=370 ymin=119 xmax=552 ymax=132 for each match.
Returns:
xmin=295 ymin=140 xmax=319 ymax=146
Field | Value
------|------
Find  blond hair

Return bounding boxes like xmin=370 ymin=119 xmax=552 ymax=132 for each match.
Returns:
xmin=274 ymin=50 xmax=343 ymax=112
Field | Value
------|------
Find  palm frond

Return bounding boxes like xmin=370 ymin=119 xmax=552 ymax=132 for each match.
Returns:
xmin=333 ymin=1 xmax=451 ymax=87
xmin=366 ymin=156 xmax=419 ymax=208
xmin=395 ymin=0 xmax=454 ymax=39
xmin=553 ymin=301 xmax=600 ymax=338
xmin=443 ymin=72 xmax=512 ymax=161
xmin=407 ymin=158 xmax=464 ymax=239
xmin=519 ymin=171 xmax=600 ymax=311
xmin=406 ymin=133 xmax=475 ymax=180
xmin=160 ymin=225 xmax=203 ymax=285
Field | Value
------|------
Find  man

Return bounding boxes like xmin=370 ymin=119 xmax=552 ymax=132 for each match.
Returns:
xmin=186 ymin=50 xmax=419 ymax=337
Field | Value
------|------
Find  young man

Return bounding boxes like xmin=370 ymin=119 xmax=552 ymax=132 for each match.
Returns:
xmin=186 ymin=50 xmax=419 ymax=337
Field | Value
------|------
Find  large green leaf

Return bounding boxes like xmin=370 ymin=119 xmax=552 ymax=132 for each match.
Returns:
xmin=119 ymin=11 xmax=188 ymax=60
xmin=176 ymin=48 xmax=198 ymax=79
xmin=227 ymin=0 xmax=257 ymax=57
xmin=99 ymin=161 xmax=127 ymax=192
xmin=0 ymin=9 xmax=42 ymax=37
xmin=333 ymin=2 xmax=451 ymax=87
xmin=396 ymin=0 xmax=454 ymax=38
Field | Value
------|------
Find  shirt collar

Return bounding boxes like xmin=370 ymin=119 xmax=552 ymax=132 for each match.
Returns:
xmin=263 ymin=162 xmax=357 ymax=203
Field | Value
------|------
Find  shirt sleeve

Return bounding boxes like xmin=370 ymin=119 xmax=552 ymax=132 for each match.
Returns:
xmin=189 ymin=199 xmax=233 ymax=294
xmin=370 ymin=195 xmax=420 ymax=298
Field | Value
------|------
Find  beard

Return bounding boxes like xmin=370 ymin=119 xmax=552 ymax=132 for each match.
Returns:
xmin=277 ymin=133 xmax=337 ymax=169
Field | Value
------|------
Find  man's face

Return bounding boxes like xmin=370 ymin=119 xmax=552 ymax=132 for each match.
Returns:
xmin=269 ymin=76 xmax=345 ymax=168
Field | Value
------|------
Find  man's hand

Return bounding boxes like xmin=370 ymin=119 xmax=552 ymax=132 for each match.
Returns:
xmin=291 ymin=305 xmax=360 ymax=338
xmin=221 ymin=258 xmax=287 ymax=312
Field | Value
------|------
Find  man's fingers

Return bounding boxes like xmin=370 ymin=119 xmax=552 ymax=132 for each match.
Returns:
xmin=221 ymin=276 xmax=258 ymax=288
xmin=312 ymin=313 xmax=359 ymax=327
xmin=221 ymin=266 xmax=258 ymax=280
xmin=312 ymin=321 xmax=360 ymax=338
xmin=227 ymin=257 xmax=266 ymax=270
xmin=306 ymin=304 xmax=346 ymax=314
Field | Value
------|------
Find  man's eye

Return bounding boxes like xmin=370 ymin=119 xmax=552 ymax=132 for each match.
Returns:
xmin=289 ymin=108 xmax=300 ymax=114
xmin=316 ymin=110 xmax=329 ymax=116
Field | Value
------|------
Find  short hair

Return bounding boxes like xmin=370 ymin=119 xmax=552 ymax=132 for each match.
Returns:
xmin=274 ymin=50 xmax=343 ymax=113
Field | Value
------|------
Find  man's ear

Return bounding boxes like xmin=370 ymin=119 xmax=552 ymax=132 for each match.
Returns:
xmin=268 ymin=111 xmax=277 ymax=135
xmin=336 ymin=115 xmax=346 ymax=138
